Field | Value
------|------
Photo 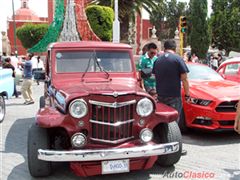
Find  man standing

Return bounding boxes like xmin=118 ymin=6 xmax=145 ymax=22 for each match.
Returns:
xmin=20 ymin=53 xmax=34 ymax=105
xmin=153 ymin=39 xmax=190 ymax=117
xmin=139 ymin=43 xmax=158 ymax=95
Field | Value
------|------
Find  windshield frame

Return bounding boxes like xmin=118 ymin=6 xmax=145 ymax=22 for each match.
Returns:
xmin=54 ymin=49 xmax=133 ymax=74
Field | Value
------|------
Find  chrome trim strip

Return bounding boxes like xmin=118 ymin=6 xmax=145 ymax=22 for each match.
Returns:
xmin=90 ymin=119 xmax=135 ymax=127
xmin=90 ymin=136 xmax=134 ymax=144
xmin=102 ymin=91 xmax=128 ymax=97
xmin=38 ymin=142 xmax=180 ymax=162
xmin=89 ymin=100 xmax=136 ymax=108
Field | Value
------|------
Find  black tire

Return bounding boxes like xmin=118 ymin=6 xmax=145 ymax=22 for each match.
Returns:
xmin=39 ymin=96 xmax=45 ymax=108
xmin=0 ymin=95 xmax=6 ymax=123
xmin=28 ymin=123 xmax=52 ymax=177
xmin=154 ymin=121 xmax=182 ymax=167
xmin=178 ymin=108 xmax=189 ymax=133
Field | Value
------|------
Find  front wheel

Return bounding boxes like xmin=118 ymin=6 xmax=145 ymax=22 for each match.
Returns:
xmin=28 ymin=123 xmax=52 ymax=177
xmin=0 ymin=95 xmax=6 ymax=123
xmin=154 ymin=121 xmax=182 ymax=167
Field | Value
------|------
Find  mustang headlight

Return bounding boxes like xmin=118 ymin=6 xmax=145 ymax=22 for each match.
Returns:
xmin=189 ymin=97 xmax=212 ymax=106
xmin=136 ymin=98 xmax=153 ymax=117
xmin=69 ymin=99 xmax=88 ymax=118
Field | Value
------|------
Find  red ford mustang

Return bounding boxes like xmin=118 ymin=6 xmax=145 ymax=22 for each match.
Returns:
xmin=180 ymin=63 xmax=240 ymax=131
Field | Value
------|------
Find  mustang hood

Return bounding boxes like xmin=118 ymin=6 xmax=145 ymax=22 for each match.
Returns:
xmin=190 ymin=80 xmax=240 ymax=100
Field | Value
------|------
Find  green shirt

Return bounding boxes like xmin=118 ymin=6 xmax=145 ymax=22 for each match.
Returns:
xmin=139 ymin=53 xmax=157 ymax=89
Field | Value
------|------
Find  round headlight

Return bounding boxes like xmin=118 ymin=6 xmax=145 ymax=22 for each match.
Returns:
xmin=71 ymin=133 xmax=87 ymax=148
xmin=140 ymin=128 xmax=153 ymax=143
xmin=136 ymin=98 xmax=153 ymax=117
xmin=69 ymin=99 xmax=88 ymax=118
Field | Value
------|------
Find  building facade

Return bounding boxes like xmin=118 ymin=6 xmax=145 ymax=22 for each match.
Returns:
xmin=7 ymin=0 xmax=48 ymax=55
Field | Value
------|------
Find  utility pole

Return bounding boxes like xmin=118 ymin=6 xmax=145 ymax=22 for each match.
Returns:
xmin=112 ymin=0 xmax=120 ymax=43
xmin=12 ymin=0 xmax=18 ymax=56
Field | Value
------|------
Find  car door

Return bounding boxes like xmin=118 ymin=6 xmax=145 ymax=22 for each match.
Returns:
xmin=224 ymin=62 xmax=240 ymax=82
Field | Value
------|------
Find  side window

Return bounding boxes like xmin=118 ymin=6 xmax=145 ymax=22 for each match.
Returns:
xmin=225 ymin=63 xmax=240 ymax=75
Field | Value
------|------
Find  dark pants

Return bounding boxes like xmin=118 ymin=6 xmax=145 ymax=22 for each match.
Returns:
xmin=157 ymin=96 xmax=182 ymax=122
xmin=13 ymin=80 xmax=18 ymax=97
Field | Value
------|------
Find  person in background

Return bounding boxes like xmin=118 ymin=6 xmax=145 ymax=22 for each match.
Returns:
xmin=19 ymin=53 xmax=34 ymax=105
xmin=138 ymin=43 xmax=158 ymax=96
xmin=153 ymin=39 xmax=190 ymax=117
xmin=234 ymin=100 xmax=240 ymax=134
xmin=191 ymin=53 xmax=199 ymax=63
xmin=10 ymin=52 xmax=19 ymax=69
xmin=34 ymin=56 xmax=45 ymax=85
xmin=211 ymin=53 xmax=219 ymax=70
xmin=2 ymin=57 xmax=19 ymax=98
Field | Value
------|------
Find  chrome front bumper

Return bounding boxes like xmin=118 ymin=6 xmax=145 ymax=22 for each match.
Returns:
xmin=38 ymin=142 xmax=179 ymax=162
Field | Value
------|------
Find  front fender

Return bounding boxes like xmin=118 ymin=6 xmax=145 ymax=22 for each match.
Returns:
xmin=146 ymin=102 xmax=178 ymax=129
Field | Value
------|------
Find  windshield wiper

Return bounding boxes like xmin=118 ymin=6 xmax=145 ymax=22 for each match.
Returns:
xmin=81 ymin=51 xmax=110 ymax=80
xmin=81 ymin=52 xmax=95 ymax=80
xmin=94 ymin=54 xmax=110 ymax=79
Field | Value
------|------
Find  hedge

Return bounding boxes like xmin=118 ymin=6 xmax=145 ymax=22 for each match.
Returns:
xmin=86 ymin=5 xmax=114 ymax=41
xmin=16 ymin=23 xmax=48 ymax=49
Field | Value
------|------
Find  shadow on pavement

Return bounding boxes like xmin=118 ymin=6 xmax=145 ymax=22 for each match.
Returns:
xmin=4 ymin=118 xmax=175 ymax=180
xmin=182 ymin=129 xmax=240 ymax=146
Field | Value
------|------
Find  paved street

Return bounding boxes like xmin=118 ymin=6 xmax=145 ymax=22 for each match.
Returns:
xmin=0 ymin=83 xmax=240 ymax=180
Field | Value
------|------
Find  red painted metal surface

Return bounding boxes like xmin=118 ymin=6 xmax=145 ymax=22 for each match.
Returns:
xmin=36 ymin=41 xmax=179 ymax=177
xmin=182 ymin=63 xmax=240 ymax=130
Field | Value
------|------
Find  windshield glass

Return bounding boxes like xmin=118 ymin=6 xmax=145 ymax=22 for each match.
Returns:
xmin=56 ymin=51 xmax=132 ymax=73
xmin=187 ymin=64 xmax=224 ymax=81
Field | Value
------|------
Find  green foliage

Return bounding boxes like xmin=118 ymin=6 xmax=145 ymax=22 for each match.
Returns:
xmin=28 ymin=0 xmax=65 ymax=53
xmin=91 ymin=0 xmax=158 ymax=41
xmin=86 ymin=5 xmax=114 ymax=41
xmin=16 ymin=23 xmax=48 ymax=49
xmin=210 ymin=0 xmax=240 ymax=54
xmin=189 ymin=0 xmax=210 ymax=59
xmin=150 ymin=0 xmax=188 ymax=40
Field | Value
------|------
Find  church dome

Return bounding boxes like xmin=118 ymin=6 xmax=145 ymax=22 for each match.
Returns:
xmin=14 ymin=0 xmax=40 ymax=21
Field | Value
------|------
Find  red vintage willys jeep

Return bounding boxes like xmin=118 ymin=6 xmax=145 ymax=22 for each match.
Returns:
xmin=28 ymin=41 xmax=182 ymax=177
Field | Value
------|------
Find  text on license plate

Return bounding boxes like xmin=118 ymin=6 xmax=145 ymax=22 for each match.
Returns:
xmin=102 ymin=159 xmax=129 ymax=174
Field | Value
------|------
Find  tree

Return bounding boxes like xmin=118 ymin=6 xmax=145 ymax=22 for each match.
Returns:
xmin=150 ymin=0 xmax=188 ymax=40
xmin=91 ymin=0 xmax=158 ymax=41
xmin=16 ymin=23 xmax=48 ymax=49
xmin=210 ymin=0 xmax=240 ymax=55
xmin=189 ymin=0 xmax=210 ymax=59
xmin=86 ymin=5 xmax=114 ymax=41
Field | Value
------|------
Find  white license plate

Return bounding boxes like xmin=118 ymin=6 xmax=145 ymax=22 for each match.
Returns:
xmin=102 ymin=159 xmax=129 ymax=174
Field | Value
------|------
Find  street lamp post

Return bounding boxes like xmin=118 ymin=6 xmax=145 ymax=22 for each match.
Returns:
xmin=112 ymin=0 xmax=120 ymax=43
xmin=12 ymin=0 xmax=17 ymax=56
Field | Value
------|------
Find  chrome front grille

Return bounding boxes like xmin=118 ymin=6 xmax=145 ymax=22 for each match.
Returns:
xmin=89 ymin=100 xmax=136 ymax=144
xmin=216 ymin=101 xmax=238 ymax=112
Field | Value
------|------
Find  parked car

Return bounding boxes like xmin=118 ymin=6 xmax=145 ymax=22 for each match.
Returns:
xmin=28 ymin=41 xmax=183 ymax=177
xmin=179 ymin=63 xmax=240 ymax=132
xmin=216 ymin=57 xmax=240 ymax=83
xmin=0 ymin=68 xmax=14 ymax=122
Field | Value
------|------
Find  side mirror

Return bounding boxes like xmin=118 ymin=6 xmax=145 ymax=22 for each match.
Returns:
xmin=34 ymin=70 xmax=46 ymax=81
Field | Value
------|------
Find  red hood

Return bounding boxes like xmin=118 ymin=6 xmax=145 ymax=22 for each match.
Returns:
xmin=54 ymin=78 xmax=145 ymax=97
xmin=190 ymin=80 xmax=240 ymax=100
